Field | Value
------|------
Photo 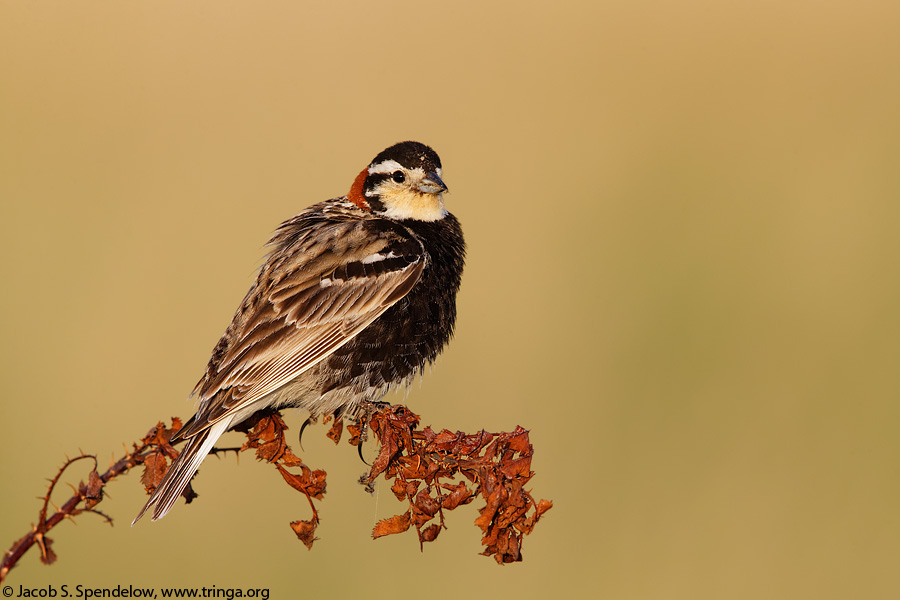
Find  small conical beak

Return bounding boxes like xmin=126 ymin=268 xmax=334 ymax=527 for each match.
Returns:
xmin=417 ymin=172 xmax=449 ymax=195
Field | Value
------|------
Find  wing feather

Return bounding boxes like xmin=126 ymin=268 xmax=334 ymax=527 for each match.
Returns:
xmin=176 ymin=215 xmax=425 ymax=441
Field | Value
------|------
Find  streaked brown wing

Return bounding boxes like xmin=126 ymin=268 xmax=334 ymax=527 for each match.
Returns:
xmin=177 ymin=216 xmax=425 ymax=439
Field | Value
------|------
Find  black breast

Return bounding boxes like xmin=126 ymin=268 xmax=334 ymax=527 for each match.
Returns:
xmin=322 ymin=214 xmax=466 ymax=391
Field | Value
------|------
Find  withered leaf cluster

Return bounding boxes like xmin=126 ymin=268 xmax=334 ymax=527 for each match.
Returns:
xmin=237 ymin=412 xmax=326 ymax=548
xmin=2 ymin=405 xmax=551 ymax=583
xmin=138 ymin=412 xmax=326 ymax=549
xmin=361 ymin=404 xmax=553 ymax=563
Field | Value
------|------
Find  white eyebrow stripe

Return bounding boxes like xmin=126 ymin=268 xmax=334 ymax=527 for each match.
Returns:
xmin=368 ymin=160 xmax=404 ymax=175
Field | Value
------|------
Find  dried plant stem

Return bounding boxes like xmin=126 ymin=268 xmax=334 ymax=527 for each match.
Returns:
xmin=1 ymin=444 xmax=148 ymax=583
xmin=1 ymin=405 xmax=551 ymax=582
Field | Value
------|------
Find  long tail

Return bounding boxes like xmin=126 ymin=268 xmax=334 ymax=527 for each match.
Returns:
xmin=132 ymin=418 xmax=231 ymax=524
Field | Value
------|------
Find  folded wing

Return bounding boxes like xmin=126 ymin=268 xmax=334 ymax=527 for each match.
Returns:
xmin=178 ymin=217 xmax=426 ymax=440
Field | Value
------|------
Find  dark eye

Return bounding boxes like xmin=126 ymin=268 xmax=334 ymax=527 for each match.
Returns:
xmin=391 ymin=171 xmax=406 ymax=183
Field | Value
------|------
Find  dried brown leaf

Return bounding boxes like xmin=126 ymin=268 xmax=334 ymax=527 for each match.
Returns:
xmin=83 ymin=468 xmax=104 ymax=509
xmin=347 ymin=422 xmax=363 ymax=446
xmin=534 ymin=498 xmax=553 ymax=517
xmin=326 ymin=418 xmax=343 ymax=444
xmin=518 ymin=499 xmax=554 ymax=534
xmin=405 ymin=480 xmax=420 ymax=500
xmin=500 ymin=456 xmax=533 ymax=479
xmin=474 ymin=486 xmax=504 ymax=533
xmin=242 ymin=415 xmax=288 ymax=463
xmin=413 ymin=489 xmax=441 ymax=518
xmin=279 ymin=447 xmax=305 ymax=468
xmin=441 ymin=482 xmax=475 ymax=510
xmin=140 ymin=452 xmax=168 ymax=492
xmin=458 ymin=430 xmax=493 ymax=455
xmin=369 ymin=433 xmax=399 ymax=480
xmin=504 ymin=427 xmax=531 ymax=455
xmin=372 ymin=511 xmax=412 ymax=539
xmin=140 ymin=420 xmax=183 ymax=461
xmin=419 ymin=523 xmax=441 ymax=544
xmin=390 ymin=478 xmax=408 ymax=501
xmin=276 ymin=464 xmax=326 ymax=500
xmin=290 ymin=519 xmax=317 ymax=550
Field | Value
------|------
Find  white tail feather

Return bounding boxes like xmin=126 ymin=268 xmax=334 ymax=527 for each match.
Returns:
xmin=132 ymin=418 xmax=232 ymax=525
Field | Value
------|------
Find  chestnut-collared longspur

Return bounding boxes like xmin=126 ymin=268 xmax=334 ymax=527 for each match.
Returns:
xmin=134 ymin=141 xmax=465 ymax=523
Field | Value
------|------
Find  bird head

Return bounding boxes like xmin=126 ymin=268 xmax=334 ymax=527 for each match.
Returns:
xmin=348 ymin=141 xmax=449 ymax=221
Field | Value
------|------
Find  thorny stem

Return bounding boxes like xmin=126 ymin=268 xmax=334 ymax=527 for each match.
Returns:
xmin=0 ymin=444 xmax=150 ymax=583
xmin=38 ymin=455 xmax=96 ymax=527
xmin=1 ymin=431 xmax=245 ymax=584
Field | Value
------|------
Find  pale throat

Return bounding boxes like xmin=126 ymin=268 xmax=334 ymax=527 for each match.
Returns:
xmin=377 ymin=188 xmax=448 ymax=222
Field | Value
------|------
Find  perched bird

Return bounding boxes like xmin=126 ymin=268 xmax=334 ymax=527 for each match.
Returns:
xmin=134 ymin=141 xmax=465 ymax=523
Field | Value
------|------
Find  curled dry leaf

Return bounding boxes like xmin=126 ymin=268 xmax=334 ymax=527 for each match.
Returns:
xmin=140 ymin=453 xmax=169 ymax=491
xmin=83 ymin=469 xmax=104 ymax=510
xmin=290 ymin=519 xmax=318 ymax=550
xmin=372 ymin=511 xmax=412 ymax=539
xmin=138 ymin=419 xmax=183 ymax=493
xmin=419 ymin=523 xmax=441 ymax=544
xmin=441 ymin=481 xmax=475 ymax=510
xmin=276 ymin=463 xmax=327 ymax=500
xmin=326 ymin=417 xmax=343 ymax=444
xmin=241 ymin=412 xmax=290 ymax=463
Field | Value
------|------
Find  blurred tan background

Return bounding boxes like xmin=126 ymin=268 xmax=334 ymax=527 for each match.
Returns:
xmin=3 ymin=0 xmax=900 ymax=598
